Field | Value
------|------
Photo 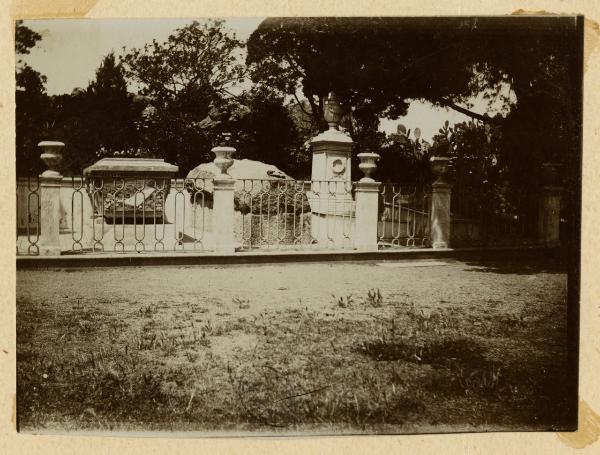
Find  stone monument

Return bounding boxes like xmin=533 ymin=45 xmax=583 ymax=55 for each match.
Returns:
xmin=83 ymin=157 xmax=178 ymax=223
xmin=308 ymin=92 xmax=355 ymax=247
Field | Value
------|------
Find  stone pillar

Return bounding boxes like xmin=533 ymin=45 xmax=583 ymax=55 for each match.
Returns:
xmin=538 ymin=185 xmax=562 ymax=246
xmin=38 ymin=174 xmax=63 ymax=255
xmin=430 ymin=182 xmax=452 ymax=249
xmin=308 ymin=93 xmax=354 ymax=246
xmin=38 ymin=141 xmax=65 ymax=255
xmin=212 ymin=143 xmax=236 ymax=253
xmin=355 ymin=152 xmax=381 ymax=251
xmin=213 ymin=178 xmax=236 ymax=253
xmin=355 ymin=181 xmax=380 ymax=251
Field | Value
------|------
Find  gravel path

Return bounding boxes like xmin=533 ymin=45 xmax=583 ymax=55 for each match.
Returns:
xmin=17 ymin=258 xmax=566 ymax=319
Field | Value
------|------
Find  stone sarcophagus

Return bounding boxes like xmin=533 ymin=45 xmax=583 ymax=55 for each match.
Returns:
xmin=83 ymin=157 xmax=178 ymax=223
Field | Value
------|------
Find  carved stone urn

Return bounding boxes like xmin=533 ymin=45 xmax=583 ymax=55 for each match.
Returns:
xmin=323 ymin=92 xmax=343 ymax=130
xmin=38 ymin=141 xmax=65 ymax=177
xmin=430 ymin=156 xmax=451 ymax=184
xmin=357 ymin=152 xmax=380 ymax=182
xmin=212 ymin=146 xmax=235 ymax=178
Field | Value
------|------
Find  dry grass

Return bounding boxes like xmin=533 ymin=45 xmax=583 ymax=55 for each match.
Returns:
xmin=16 ymin=255 xmax=573 ymax=433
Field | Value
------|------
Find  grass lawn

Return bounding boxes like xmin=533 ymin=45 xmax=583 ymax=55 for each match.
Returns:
xmin=16 ymin=254 xmax=573 ymax=434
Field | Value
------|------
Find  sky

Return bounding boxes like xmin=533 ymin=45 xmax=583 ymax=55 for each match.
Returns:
xmin=21 ymin=18 xmax=505 ymax=143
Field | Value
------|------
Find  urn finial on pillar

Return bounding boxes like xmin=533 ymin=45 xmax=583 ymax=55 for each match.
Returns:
xmin=323 ymin=92 xmax=343 ymax=130
xmin=37 ymin=141 xmax=65 ymax=255
xmin=355 ymin=151 xmax=381 ymax=250
xmin=357 ymin=151 xmax=380 ymax=182
xmin=430 ymin=156 xmax=451 ymax=184
xmin=38 ymin=141 xmax=65 ymax=177
xmin=212 ymin=133 xmax=235 ymax=179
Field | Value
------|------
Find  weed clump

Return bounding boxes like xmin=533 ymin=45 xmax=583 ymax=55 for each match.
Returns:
xmin=332 ymin=294 xmax=354 ymax=308
xmin=365 ymin=289 xmax=383 ymax=307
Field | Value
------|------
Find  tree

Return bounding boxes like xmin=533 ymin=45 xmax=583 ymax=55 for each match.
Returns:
xmin=46 ymin=53 xmax=144 ymax=174
xmin=120 ymin=20 xmax=246 ymax=174
xmin=429 ymin=119 xmax=544 ymax=236
xmin=377 ymin=125 xmax=431 ymax=184
xmin=247 ymin=17 xmax=581 ymax=214
xmin=247 ymin=17 xmax=578 ymax=129
xmin=228 ymin=87 xmax=305 ymax=177
xmin=15 ymin=20 xmax=49 ymax=175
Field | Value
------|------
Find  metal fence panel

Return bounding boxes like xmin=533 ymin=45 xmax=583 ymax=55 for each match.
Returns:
xmin=377 ymin=184 xmax=431 ymax=248
xmin=16 ymin=177 xmax=40 ymax=256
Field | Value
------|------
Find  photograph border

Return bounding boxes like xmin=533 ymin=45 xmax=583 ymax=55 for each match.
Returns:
xmin=2 ymin=1 xmax=600 ymax=453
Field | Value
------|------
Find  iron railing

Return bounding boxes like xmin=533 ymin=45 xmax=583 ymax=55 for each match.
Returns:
xmin=66 ymin=177 xmax=213 ymax=254
xmin=237 ymin=179 xmax=355 ymax=250
xmin=16 ymin=177 xmax=40 ymax=256
xmin=451 ymin=187 xmax=538 ymax=246
xmin=18 ymin=174 xmax=544 ymax=255
xmin=377 ymin=184 xmax=431 ymax=248
xmin=16 ymin=176 xmax=360 ymax=254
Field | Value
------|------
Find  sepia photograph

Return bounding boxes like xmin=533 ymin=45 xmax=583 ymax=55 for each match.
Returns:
xmin=14 ymin=16 xmax=582 ymax=435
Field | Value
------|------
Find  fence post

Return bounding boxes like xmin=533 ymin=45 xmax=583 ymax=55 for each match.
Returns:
xmin=430 ymin=182 xmax=452 ymax=249
xmin=212 ymin=144 xmax=236 ymax=253
xmin=38 ymin=141 xmax=65 ymax=255
xmin=429 ymin=157 xmax=452 ymax=248
xmin=355 ymin=152 xmax=381 ymax=251
xmin=538 ymin=186 xmax=563 ymax=247
xmin=537 ymin=162 xmax=563 ymax=247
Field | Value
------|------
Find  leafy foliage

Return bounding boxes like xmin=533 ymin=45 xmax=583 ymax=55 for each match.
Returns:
xmin=377 ymin=126 xmax=431 ymax=184
xmin=16 ymin=15 xmax=581 ymax=221
xmin=228 ymin=87 xmax=306 ymax=177
xmin=15 ymin=20 xmax=42 ymax=55
xmin=247 ymin=17 xmax=581 ymax=191
xmin=120 ymin=20 xmax=247 ymax=173
xmin=15 ymin=21 xmax=49 ymax=175
xmin=431 ymin=119 xmax=540 ymax=236
xmin=45 ymin=53 xmax=144 ymax=174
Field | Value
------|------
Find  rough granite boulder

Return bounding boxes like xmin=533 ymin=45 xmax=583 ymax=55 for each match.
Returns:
xmin=186 ymin=159 xmax=311 ymax=215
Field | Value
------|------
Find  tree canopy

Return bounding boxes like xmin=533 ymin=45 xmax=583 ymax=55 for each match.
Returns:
xmin=119 ymin=19 xmax=249 ymax=172
xmin=16 ymin=15 xmax=582 ymax=215
xmin=48 ymin=53 xmax=144 ymax=173
xmin=247 ymin=16 xmax=582 ymax=205
xmin=247 ymin=17 xmax=578 ymax=124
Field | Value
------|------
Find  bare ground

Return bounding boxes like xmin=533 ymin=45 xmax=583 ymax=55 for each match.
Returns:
xmin=16 ymin=254 xmax=573 ymax=434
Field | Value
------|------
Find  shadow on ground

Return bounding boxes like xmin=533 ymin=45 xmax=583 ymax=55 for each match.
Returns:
xmin=461 ymin=251 xmax=569 ymax=275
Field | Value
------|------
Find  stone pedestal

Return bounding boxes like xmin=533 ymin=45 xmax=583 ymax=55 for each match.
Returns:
xmin=309 ymin=126 xmax=354 ymax=246
xmin=354 ymin=180 xmax=381 ymax=251
xmin=38 ymin=174 xmax=63 ymax=255
xmin=213 ymin=178 xmax=236 ymax=253
xmin=538 ymin=186 xmax=562 ymax=246
xmin=430 ymin=182 xmax=452 ymax=249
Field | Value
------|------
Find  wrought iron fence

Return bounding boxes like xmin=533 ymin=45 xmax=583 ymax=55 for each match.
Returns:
xmin=377 ymin=184 xmax=431 ymax=248
xmin=65 ymin=176 xmax=213 ymax=254
xmin=237 ymin=179 xmax=355 ymax=251
xmin=16 ymin=177 xmax=40 ymax=256
xmin=16 ymin=176 xmax=361 ymax=255
xmin=451 ymin=187 xmax=538 ymax=246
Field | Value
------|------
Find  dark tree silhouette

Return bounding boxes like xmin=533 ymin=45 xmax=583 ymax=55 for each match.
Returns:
xmin=15 ymin=21 xmax=49 ymax=175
